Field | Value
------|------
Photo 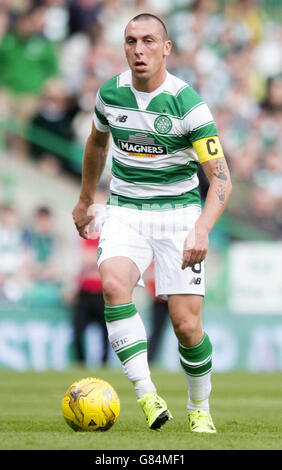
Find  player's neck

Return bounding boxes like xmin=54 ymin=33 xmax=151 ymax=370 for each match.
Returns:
xmin=132 ymin=69 xmax=167 ymax=93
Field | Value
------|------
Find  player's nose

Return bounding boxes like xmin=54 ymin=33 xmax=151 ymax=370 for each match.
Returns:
xmin=134 ymin=39 xmax=144 ymax=56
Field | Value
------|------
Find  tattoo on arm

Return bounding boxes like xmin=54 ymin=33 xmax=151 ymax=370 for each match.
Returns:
xmin=216 ymin=183 xmax=226 ymax=204
xmin=212 ymin=159 xmax=228 ymax=204
xmin=213 ymin=160 xmax=228 ymax=181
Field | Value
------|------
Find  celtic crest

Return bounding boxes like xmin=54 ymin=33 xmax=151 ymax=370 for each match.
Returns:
xmin=154 ymin=115 xmax=172 ymax=134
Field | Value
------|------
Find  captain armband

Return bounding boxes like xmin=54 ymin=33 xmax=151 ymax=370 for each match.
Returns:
xmin=192 ymin=136 xmax=224 ymax=164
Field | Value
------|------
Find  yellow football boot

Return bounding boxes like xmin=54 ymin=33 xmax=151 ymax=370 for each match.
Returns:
xmin=138 ymin=392 xmax=173 ymax=431
xmin=188 ymin=409 xmax=216 ymax=433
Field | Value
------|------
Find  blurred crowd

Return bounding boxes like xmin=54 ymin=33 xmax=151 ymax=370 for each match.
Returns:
xmin=0 ymin=0 xmax=282 ymax=250
xmin=0 ymin=0 xmax=281 ymax=236
xmin=0 ymin=203 xmax=62 ymax=303
xmin=0 ymin=0 xmax=281 ymax=366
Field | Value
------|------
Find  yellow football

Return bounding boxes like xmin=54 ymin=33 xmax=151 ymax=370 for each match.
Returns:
xmin=62 ymin=377 xmax=120 ymax=431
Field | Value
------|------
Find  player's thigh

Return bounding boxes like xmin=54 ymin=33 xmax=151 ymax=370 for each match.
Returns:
xmin=97 ymin=206 xmax=154 ymax=296
xmin=99 ymin=255 xmax=141 ymax=298
xmin=168 ymin=293 xmax=203 ymax=324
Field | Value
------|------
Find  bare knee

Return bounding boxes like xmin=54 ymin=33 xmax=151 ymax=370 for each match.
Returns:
xmin=173 ymin=315 xmax=202 ymax=345
xmin=99 ymin=257 xmax=139 ymax=305
xmin=102 ymin=276 xmax=130 ymax=304
xmin=168 ymin=295 xmax=203 ymax=347
xmin=102 ymin=276 xmax=122 ymax=304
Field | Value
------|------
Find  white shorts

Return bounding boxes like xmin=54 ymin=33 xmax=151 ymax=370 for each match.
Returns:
xmin=97 ymin=204 xmax=205 ymax=299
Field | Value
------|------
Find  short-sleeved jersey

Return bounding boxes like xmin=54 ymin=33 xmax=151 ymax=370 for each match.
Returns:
xmin=93 ymin=70 xmax=220 ymax=209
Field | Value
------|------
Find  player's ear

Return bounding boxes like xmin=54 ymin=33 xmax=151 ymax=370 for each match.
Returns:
xmin=164 ymin=40 xmax=172 ymax=57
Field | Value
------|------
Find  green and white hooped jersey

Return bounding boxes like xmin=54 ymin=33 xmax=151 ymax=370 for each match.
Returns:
xmin=93 ymin=70 xmax=218 ymax=209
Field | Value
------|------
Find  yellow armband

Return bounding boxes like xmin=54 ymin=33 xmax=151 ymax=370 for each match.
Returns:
xmin=192 ymin=136 xmax=224 ymax=164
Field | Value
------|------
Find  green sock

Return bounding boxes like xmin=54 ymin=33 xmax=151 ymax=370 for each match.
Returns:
xmin=178 ymin=333 xmax=212 ymax=412
xmin=104 ymin=302 xmax=137 ymax=322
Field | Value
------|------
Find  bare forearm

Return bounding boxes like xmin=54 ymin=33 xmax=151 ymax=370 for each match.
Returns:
xmin=182 ymin=156 xmax=232 ymax=269
xmin=73 ymin=124 xmax=109 ymax=239
xmin=79 ymin=134 xmax=108 ymax=205
xmin=197 ymin=158 xmax=232 ymax=233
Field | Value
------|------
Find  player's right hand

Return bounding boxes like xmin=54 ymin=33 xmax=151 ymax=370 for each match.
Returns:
xmin=72 ymin=199 xmax=95 ymax=240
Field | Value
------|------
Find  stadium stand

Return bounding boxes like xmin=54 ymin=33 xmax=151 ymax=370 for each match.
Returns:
xmin=0 ymin=0 xmax=281 ymax=371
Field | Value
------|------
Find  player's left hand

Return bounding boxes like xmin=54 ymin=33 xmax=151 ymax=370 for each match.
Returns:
xmin=181 ymin=225 xmax=209 ymax=269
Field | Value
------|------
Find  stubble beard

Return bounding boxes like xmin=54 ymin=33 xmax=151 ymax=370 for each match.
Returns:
xmin=131 ymin=61 xmax=166 ymax=92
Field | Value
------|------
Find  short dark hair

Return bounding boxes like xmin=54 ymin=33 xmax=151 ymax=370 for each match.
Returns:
xmin=128 ymin=13 xmax=168 ymax=40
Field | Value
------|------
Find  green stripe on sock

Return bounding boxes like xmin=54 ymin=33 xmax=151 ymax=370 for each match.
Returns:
xmin=105 ymin=303 xmax=138 ymax=322
xmin=116 ymin=340 xmax=147 ymax=364
xmin=178 ymin=333 xmax=212 ymax=377
xmin=122 ymin=349 xmax=146 ymax=366
xmin=180 ymin=358 xmax=212 ymax=376
xmin=115 ymin=339 xmax=144 ymax=354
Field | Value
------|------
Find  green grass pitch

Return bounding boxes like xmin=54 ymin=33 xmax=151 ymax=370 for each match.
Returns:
xmin=0 ymin=368 xmax=281 ymax=450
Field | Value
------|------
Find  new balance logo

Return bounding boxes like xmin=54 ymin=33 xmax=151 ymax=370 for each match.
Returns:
xmin=189 ymin=277 xmax=202 ymax=285
xmin=115 ymin=114 xmax=128 ymax=122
